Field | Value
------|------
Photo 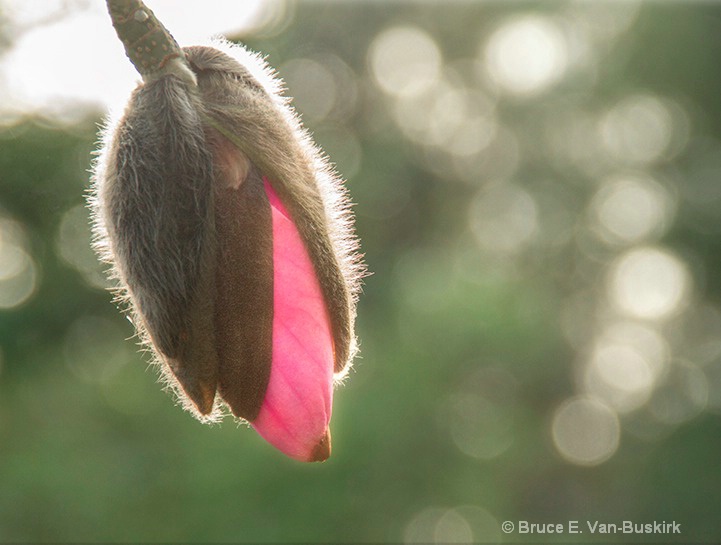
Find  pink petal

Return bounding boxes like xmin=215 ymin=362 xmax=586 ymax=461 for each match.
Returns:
xmin=251 ymin=177 xmax=334 ymax=462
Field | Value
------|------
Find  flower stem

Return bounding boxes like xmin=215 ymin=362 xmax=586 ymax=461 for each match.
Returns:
xmin=106 ymin=0 xmax=184 ymax=79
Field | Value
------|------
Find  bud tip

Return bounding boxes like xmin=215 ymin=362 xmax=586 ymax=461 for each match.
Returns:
xmin=309 ymin=429 xmax=332 ymax=462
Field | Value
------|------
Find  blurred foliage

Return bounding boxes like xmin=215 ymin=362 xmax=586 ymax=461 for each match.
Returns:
xmin=1 ymin=1 xmax=721 ymax=543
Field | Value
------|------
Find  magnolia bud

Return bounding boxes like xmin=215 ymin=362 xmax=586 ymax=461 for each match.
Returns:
xmin=90 ymin=1 xmax=363 ymax=462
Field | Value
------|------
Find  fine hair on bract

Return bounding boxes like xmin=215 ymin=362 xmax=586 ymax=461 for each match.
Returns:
xmin=89 ymin=37 xmax=364 ymax=424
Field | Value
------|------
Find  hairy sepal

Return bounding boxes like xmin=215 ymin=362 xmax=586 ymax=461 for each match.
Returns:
xmin=92 ymin=74 xmax=219 ymax=415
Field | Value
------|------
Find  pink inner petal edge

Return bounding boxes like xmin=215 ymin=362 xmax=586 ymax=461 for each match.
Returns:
xmin=251 ymin=177 xmax=334 ymax=461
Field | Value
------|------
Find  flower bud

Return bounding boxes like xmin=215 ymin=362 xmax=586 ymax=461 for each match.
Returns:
xmin=91 ymin=1 xmax=363 ymax=462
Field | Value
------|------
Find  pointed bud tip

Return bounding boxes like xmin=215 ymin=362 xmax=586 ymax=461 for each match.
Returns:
xmin=195 ymin=381 xmax=216 ymax=415
xmin=184 ymin=382 xmax=216 ymax=416
xmin=168 ymin=357 xmax=216 ymax=415
xmin=308 ymin=429 xmax=332 ymax=462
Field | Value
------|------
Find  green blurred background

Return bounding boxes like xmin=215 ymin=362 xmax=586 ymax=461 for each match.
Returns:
xmin=1 ymin=0 xmax=721 ymax=542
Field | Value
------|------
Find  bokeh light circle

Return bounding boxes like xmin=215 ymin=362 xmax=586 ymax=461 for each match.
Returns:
xmin=591 ymin=174 xmax=674 ymax=244
xmin=0 ymin=218 xmax=38 ymax=309
xmin=484 ymin=15 xmax=568 ymax=96
xmin=370 ymin=26 xmax=442 ymax=98
xmin=552 ymin=396 xmax=620 ymax=466
xmin=599 ymin=94 xmax=676 ymax=165
xmin=608 ymin=247 xmax=691 ymax=321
